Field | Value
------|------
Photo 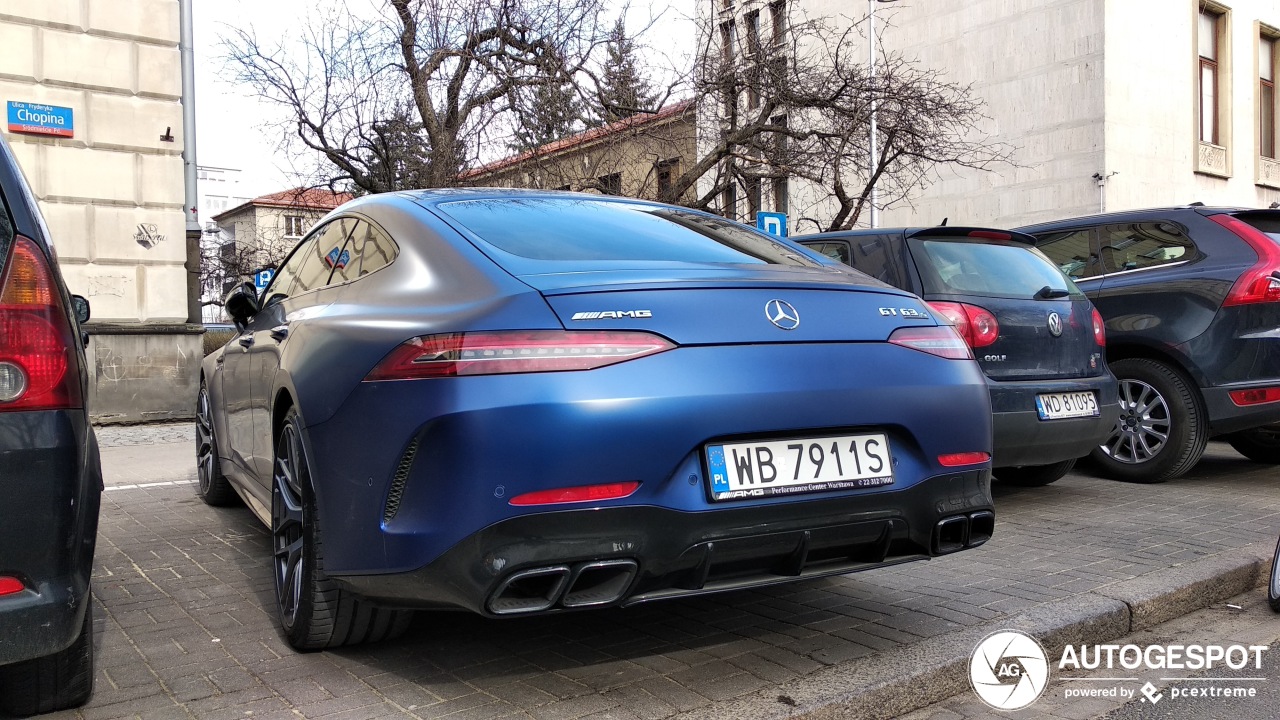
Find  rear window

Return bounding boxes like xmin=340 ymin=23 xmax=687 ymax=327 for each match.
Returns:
xmin=911 ymin=238 xmax=1082 ymax=299
xmin=435 ymin=198 xmax=818 ymax=270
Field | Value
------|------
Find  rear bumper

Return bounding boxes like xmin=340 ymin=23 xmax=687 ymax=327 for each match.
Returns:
xmin=1202 ymin=381 xmax=1280 ymax=435
xmin=989 ymin=374 xmax=1120 ymax=467
xmin=0 ymin=409 xmax=100 ymax=665
xmin=331 ymin=469 xmax=994 ymax=616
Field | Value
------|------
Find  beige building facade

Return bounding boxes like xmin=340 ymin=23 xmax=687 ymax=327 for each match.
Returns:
xmin=0 ymin=0 xmax=197 ymax=421
xmin=464 ymin=101 xmax=697 ymax=202
xmin=713 ymin=0 xmax=1280 ymax=230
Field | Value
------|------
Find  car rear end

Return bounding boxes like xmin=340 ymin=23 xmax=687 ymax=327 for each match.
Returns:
xmin=0 ymin=137 xmax=100 ymax=713
xmin=303 ymin=197 xmax=997 ymax=617
xmin=904 ymin=228 xmax=1119 ymax=468
xmin=1185 ymin=210 xmax=1280 ymax=433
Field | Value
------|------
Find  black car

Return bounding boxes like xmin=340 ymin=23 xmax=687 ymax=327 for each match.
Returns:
xmin=799 ymin=226 xmax=1119 ymax=486
xmin=0 ymin=135 xmax=100 ymax=713
xmin=1019 ymin=207 xmax=1280 ymax=482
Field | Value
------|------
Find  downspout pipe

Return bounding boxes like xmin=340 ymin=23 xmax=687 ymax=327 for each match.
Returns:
xmin=180 ymin=0 xmax=201 ymax=323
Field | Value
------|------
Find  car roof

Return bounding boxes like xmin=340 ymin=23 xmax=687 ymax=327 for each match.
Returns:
xmin=1014 ymin=205 xmax=1269 ymax=232
xmin=797 ymin=226 xmax=1038 ymax=245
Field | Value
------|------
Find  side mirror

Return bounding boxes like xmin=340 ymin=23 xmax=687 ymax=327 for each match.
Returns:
xmin=70 ymin=295 xmax=90 ymax=324
xmin=224 ymin=281 xmax=260 ymax=328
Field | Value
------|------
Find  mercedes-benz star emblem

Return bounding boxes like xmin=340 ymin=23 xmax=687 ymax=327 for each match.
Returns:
xmin=1047 ymin=312 xmax=1063 ymax=337
xmin=765 ymin=299 xmax=800 ymax=330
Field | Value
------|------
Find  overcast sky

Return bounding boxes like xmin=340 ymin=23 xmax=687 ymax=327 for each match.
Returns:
xmin=191 ymin=0 xmax=694 ymax=199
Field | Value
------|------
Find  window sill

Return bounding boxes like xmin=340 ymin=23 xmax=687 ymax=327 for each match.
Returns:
xmin=1195 ymin=141 xmax=1230 ymax=178
xmin=1257 ymin=156 xmax=1280 ymax=190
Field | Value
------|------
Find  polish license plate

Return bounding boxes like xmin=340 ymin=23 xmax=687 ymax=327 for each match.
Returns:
xmin=705 ymin=433 xmax=893 ymax=502
xmin=1035 ymin=391 xmax=1099 ymax=420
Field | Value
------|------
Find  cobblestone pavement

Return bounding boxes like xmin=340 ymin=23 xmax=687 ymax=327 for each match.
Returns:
xmin=39 ymin=434 xmax=1280 ymax=720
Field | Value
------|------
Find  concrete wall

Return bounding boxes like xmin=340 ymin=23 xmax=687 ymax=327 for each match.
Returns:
xmin=1103 ymin=0 xmax=1280 ymax=212
xmin=0 ymin=0 xmax=199 ymax=422
xmin=795 ymin=0 xmax=1107 ymax=228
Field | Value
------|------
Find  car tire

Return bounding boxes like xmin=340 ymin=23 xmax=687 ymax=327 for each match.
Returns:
xmin=1270 ymin=534 xmax=1280 ymax=613
xmin=272 ymin=408 xmax=412 ymax=651
xmin=995 ymin=459 xmax=1075 ymax=487
xmin=196 ymin=382 xmax=238 ymax=506
xmin=0 ymin=596 xmax=95 ymax=716
xmin=1225 ymin=424 xmax=1280 ymax=464
xmin=1090 ymin=358 xmax=1207 ymax=484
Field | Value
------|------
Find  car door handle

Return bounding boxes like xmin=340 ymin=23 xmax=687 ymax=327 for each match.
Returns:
xmin=270 ymin=324 xmax=289 ymax=341
xmin=238 ymin=335 xmax=254 ymax=348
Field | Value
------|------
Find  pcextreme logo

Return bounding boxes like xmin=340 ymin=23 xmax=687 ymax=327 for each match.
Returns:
xmin=970 ymin=630 xmax=1050 ymax=711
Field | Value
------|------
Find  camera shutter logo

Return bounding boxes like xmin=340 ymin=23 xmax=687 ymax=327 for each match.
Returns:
xmin=970 ymin=630 xmax=1050 ymax=710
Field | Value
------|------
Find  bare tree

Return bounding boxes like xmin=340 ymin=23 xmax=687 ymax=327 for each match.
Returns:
xmin=663 ymin=6 xmax=1012 ymax=229
xmin=222 ymin=0 xmax=611 ymax=194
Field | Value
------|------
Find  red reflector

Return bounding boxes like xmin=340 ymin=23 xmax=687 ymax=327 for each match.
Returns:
xmin=1211 ymin=215 xmax=1280 ymax=306
xmin=0 ymin=236 xmax=81 ymax=412
xmin=0 ymin=576 xmax=25 ymax=596
xmin=365 ymin=331 xmax=675 ymax=380
xmin=509 ymin=481 xmax=641 ymax=506
xmin=1229 ymin=387 xmax=1280 ymax=406
xmin=888 ymin=325 xmax=973 ymax=360
xmin=938 ymin=452 xmax=990 ymax=467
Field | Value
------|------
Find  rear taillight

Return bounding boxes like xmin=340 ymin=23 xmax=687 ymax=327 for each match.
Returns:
xmin=1229 ymin=387 xmax=1280 ymax=406
xmin=1091 ymin=308 xmax=1106 ymax=346
xmin=926 ymin=301 xmax=999 ymax=348
xmin=1211 ymin=214 xmax=1280 ymax=306
xmin=0 ymin=236 xmax=81 ymax=412
xmin=364 ymin=330 xmax=675 ymax=380
xmin=888 ymin=325 xmax=973 ymax=360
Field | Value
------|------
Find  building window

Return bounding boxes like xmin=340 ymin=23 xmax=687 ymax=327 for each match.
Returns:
xmin=770 ymin=0 xmax=787 ymax=45
xmin=721 ymin=177 xmax=738 ymax=221
xmin=1262 ymin=34 xmax=1277 ymax=158
xmin=745 ymin=10 xmax=761 ymax=56
xmin=656 ymin=159 xmax=679 ymax=198
xmin=1199 ymin=8 xmax=1223 ymax=145
xmin=598 ymin=173 xmax=622 ymax=195
xmin=720 ymin=20 xmax=736 ymax=65
xmin=284 ymin=215 xmax=308 ymax=238
xmin=746 ymin=176 xmax=762 ymax=218
xmin=773 ymin=176 xmax=789 ymax=215
xmin=219 ymin=241 xmax=236 ymax=261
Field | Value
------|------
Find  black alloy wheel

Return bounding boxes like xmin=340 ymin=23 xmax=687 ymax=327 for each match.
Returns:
xmin=1226 ymin=424 xmax=1280 ymax=464
xmin=196 ymin=383 xmax=237 ymax=506
xmin=272 ymin=411 xmax=311 ymax=643
xmin=1090 ymin=358 xmax=1207 ymax=483
xmin=271 ymin=408 xmax=413 ymax=650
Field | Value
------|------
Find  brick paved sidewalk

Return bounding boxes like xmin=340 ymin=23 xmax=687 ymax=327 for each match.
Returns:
xmin=43 ymin=439 xmax=1280 ymax=720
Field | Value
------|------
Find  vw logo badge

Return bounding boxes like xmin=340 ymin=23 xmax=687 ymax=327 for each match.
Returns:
xmin=765 ymin=299 xmax=800 ymax=330
xmin=1047 ymin=312 xmax=1063 ymax=337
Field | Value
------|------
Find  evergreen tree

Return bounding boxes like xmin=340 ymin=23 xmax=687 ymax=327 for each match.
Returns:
xmin=595 ymin=19 xmax=658 ymax=124
xmin=509 ymin=50 xmax=584 ymax=152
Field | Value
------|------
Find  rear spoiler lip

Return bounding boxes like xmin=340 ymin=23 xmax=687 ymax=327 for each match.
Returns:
xmin=903 ymin=226 xmax=1038 ymax=245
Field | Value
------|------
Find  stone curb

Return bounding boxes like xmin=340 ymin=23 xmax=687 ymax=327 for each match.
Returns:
xmin=674 ymin=542 xmax=1275 ymax=720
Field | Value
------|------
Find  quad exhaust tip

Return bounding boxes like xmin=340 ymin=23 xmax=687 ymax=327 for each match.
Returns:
xmin=488 ymin=559 xmax=639 ymax=615
xmin=933 ymin=511 xmax=996 ymax=555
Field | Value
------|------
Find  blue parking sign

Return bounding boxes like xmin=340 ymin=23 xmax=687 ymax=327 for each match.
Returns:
xmin=756 ymin=212 xmax=787 ymax=237
xmin=254 ymin=269 xmax=274 ymax=291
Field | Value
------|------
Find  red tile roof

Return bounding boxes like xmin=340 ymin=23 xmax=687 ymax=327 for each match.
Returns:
xmin=213 ymin=187 xmax=353 ymax=222
xmin=461 ymin=99 xmax=695 ymax=180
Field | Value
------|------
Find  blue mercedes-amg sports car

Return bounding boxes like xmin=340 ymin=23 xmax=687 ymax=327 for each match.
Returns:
xmin=198 ymin=190 xmax=996 ymax=651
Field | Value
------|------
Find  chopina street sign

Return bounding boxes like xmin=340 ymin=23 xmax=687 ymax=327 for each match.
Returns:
xmin=7 ymin=101 xmax=74 ymax=138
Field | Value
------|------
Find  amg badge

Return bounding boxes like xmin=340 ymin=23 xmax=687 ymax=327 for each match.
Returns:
xmin=571 ymin=310 xmax=653 ymax=320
